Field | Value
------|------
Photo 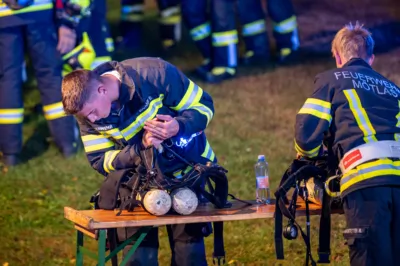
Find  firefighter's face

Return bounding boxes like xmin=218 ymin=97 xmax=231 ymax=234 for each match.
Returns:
xmin=78 ymin=86 xmax=112 ymax=123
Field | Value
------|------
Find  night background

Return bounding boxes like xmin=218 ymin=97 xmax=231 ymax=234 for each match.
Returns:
xmin=1 ymin=0 xmax=400 ymax=265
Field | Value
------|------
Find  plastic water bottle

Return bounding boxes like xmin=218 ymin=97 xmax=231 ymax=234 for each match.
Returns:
xmin=255 ymin=155 xmax=271 ymax=204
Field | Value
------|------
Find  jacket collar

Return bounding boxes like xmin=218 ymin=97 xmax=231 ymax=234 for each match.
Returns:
xmin=343 ymin=58 xmax=372 ymax=69
xmin=93 ymin=61 xmax=143 ymax=106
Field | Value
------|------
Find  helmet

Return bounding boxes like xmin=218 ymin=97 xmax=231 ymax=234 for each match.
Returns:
xmin=62 ymin=32 xmax=95 ymax=76
xmin=170 ymin=187 xmax=198 ymax=215
xmin=142 ymin=189 xmax=172 ymax=216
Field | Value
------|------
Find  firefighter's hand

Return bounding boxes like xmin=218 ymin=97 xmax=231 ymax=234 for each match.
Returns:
xmin=57 ymin=25 xmax=76 ymax=54
xmin=144 ymin=115 xmax=179 ymax=140
xmin=142 ymin=130 xmax=163 ymax=149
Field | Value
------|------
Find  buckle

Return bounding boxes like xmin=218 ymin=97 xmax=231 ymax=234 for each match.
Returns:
xmin=212 ymin=256 xmax=225 ymax=265
xmin=317 ymin=251 xmax=330 ymax=264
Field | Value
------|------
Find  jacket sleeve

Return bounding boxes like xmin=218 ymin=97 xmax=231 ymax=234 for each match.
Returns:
xmin=77 ymin=119 xmax=143 ymax=177
xmin=294 ymin=74 xmax=334 ymax=158
xmin=160 ymin=63 xmax=215 ymax=137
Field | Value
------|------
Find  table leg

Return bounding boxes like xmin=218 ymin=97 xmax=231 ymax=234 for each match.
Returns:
xmin=107 ymin=229 xmax=118 ymax=266
xmin=97 ymin=229 xmax=107 ymax=266
xmin=120 ymin=227 xmax=152 ymax=266
xmin=76 ymin=230 xmax=84 ymax=266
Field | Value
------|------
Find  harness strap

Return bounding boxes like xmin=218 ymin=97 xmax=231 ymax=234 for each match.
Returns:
xmin=318 ymin=193 xmax=331 ymax=263
xmin=274 ymin=195 xmax=284 ymax=259
xmin=98 ymin=168 xmax=133 ymax=210
xmin=213 ymin=222 xmax=225 ymax=265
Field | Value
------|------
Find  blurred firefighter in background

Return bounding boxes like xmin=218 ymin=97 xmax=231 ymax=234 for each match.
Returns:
xmin=61 ymin=0 xmax=115 ymax=75
xmin=32 ymin=0 xmax=115 ymax=135
xmin=117 ymin=0 xmax=181 ymax=51
xmin=181 ymin=0 xmax=300 ymax=83
xmin=0 ymin=0 xmax=93 ymax=166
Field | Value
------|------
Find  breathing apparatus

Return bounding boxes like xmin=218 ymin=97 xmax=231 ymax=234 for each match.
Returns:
xmin=274 ymin=154 xmax=343 ymax=266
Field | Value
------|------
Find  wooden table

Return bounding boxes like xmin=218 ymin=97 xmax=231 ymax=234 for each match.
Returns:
xmin=64 ymin=199 xmax=326 ymax=266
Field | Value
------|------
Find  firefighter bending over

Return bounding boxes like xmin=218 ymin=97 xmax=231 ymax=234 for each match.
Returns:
xmin=61 ymin=57 xmax=217 ymax=265
xmin=294 ymin=22 xmax=400 ymax=266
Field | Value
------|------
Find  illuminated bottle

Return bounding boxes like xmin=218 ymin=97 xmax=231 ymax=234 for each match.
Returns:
xmin=255 ymin=155 xmax=271 ymax=204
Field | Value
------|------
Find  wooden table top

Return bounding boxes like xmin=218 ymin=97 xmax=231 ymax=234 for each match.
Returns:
xmin=64 ymin=199 xmax=330 ymax=230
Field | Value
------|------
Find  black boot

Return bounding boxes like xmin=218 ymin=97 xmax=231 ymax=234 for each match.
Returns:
xmin=204 ymin=68 xmax=236 ymax=84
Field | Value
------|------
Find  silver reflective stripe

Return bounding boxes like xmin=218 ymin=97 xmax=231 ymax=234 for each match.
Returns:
xmin=339 ymin=140 xmax=400 ymax=174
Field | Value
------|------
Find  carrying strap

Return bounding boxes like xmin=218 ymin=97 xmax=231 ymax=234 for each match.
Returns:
xmin=274 ymin=165 xmax=324 ymax=265
xmin=213 ymin=222 xmax=225 ymax=265
xmin=318 ymin=192 xmax=331 ymax=263
xmin=274 ymin=195 xmax=285 ymax=259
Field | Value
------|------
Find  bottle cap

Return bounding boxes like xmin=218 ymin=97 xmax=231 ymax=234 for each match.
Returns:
xmin=258 ymin=155 xmax=265 ymax=160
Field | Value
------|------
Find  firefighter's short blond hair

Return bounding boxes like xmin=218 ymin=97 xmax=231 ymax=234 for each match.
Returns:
xmin=61 ymin=69 xmax=101 ymax=115
xmin=331 ymin=21 xmax=374 ymax=61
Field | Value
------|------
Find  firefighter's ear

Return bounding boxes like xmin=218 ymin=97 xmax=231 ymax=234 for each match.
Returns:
xmin=368 ymin=54 xmax=375 ymax=66
xmin=97 ymin=84 xmax=107 ymax=95
xmin=334 ymin=51 xmax=343 ymax=68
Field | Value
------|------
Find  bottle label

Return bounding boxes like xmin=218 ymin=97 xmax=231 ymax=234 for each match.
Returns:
xmin=256 ymin=176 xmax=269 ymax=189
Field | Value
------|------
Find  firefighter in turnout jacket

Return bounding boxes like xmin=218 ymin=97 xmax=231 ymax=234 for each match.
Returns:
xmin=61 ymin=0 xmax=114 ymax=77
xmin=0 ymin=0 xmax=92 ymax=166
xmin=61 ymin=57 xmax=216 ymax=265
xmin=294 ymin=22 xmax=400 ymax=266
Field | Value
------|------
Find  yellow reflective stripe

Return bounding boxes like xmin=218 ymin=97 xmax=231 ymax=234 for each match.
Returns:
xmin=121 ymin=14 xmax=143 ymax=22
xmin=201 ymin=140 xmax=215 ymax=162
xmin=190 ymin=104 xmax=213 ymax=125
xmin=0 ymin=108 xmax=24 ymax=124
xmin=121 ymin=97 xmax=163 ymax=140
xmin=0 ymin=2 xmax=52 ymax=17
xmin=190 ymin=22 xmax=211 ymax=41
xmin=159 ymin=15 xmax=181 ymax=25
xmin=173 ymin=170 xmax=183 ymax=178
xmin=81 ymin=134 xmax=114 ymax=153
xmin=395 ymin=101 xmax=400 ymax=140
xmin=172 ymin=165 xmax=193 ymax=179
xmin=304 ymin=98 xmax=331 ymax=109
xmin=211 ymin=67 xmax=235 ymax=75
xmin=102 ymin=128 xmax=123 ymax=140
xmin=273 ymin=15 xmax=297 ymax=34
xmin=105 ymin=38 xmax=114 ymax=52
xmin=298 ymin=98 xmax=332 ymax=123
xmin=43 ymin=102 xmax=66 ymax=120
xmin=242 ymin=19 xmax=266 ymax=36
xmin=344 ymin=89 xmax=377 ymax=143
xmin=103 ymin=150 xmax=121 ymax=173
xmin=171 ymin=80 xmax=203 ymax=111
xmin=340 ymin=158 xmax=400 ymax=192
xmin=212 ymin=30 xmax=238 ymax=46
xmin=294 ymin=140 xmax=320 ymax=158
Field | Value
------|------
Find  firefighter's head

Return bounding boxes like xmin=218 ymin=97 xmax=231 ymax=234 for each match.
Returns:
xmin=61 ymin=69 xmax=120 ymax=123
xmin=331 ymin=21 xmax=375 ymax=68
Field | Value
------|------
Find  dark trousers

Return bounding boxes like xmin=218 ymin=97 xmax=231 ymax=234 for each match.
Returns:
xmin=0 ymin=22 xmax=76 ymax=155
xmin=343 ymin=186 xmax=400 ymax=266
xmin=117 ymin=222 xmax=210 ymax=266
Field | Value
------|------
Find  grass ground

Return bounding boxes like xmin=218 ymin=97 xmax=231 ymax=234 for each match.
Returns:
xmin=1 ymin=0 xmax=400 ymax=265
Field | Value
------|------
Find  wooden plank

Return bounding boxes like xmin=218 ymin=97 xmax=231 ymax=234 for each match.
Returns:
xmin=74 ymin=224 xmax=97 ymax=239
xmin=64 ymin=206 xmax=94 ymax=229
xmin=64 ymin=200 xmax=336 ymax=230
